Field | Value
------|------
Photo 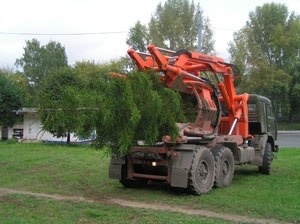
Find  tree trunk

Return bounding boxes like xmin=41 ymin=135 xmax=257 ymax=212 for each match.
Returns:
xmin=67 ymin=132 xmax=71 ymax=144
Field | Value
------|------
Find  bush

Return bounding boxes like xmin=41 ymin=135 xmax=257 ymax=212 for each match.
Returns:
xmin=92 ymin=72 xmax=184 ymax=154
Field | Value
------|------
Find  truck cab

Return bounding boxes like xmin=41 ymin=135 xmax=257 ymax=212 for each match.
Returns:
xmin=248 ymin=94 xmax=278 ymax=152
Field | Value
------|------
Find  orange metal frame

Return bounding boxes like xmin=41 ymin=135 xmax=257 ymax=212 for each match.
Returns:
xmin=127 ymin=45 xmax=250 ymax=140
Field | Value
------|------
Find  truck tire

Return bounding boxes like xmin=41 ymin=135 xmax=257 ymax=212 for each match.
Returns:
xmin=212 ymin=147 xmax=234 ymax=187
xmin=120 ymin=178 xmax=148 ymax=188
xmin=258 ymin=142 xmax=273 ymax=175
xmin=188 ymin=146 xmax=215 ymax=194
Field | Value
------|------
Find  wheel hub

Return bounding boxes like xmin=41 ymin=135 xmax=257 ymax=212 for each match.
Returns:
xmin=221 ymin=160 xmax=230 ymax=177
xmin=197 ymin=160 xmax=209 ymax=182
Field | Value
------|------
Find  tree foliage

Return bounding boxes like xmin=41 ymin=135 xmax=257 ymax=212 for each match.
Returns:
xmin=16 ymin=39 xmax=68 ymax=106
xmin=126 ymin=21 xmax=149 ymax=52
xmin=0 ymin=72 xmax=23 ymax=127
xmin=93 ymin=72 xmax=184 ymax=154
xmin=200 ymin=17 xmax=215 ymax=54
xmin=39 ymin=67 xmax=82 ymax=143
xmin=38 ymin=59 xmax=184 ymax=150
xmin=229 ymin=3 xmax=300 ymax=121
xmin=126 ymin=0 xmax=215 ymax=53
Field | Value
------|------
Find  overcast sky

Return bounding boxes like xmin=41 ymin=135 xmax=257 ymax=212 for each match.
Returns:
xmin=0 ymin=0 xmax=298 ymax=69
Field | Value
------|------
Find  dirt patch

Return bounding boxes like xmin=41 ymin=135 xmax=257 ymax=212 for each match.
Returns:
xmin=0 ymin=162 xmax=13 ymax=167
xmin=0 ymin=188 xmax=286 ymax=224
xmin=0 ymin=195 xmax=24 ymax=206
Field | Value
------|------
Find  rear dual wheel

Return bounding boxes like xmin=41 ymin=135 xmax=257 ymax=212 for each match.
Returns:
xmin=188 ymin=146 xmax=215 ymax=194
xmin=212 ymin=147 xmax=234 ymax=188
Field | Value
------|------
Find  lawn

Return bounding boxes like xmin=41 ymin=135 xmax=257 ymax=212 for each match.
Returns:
xmin=277 ymin=122 xmax=300 ymax=130
xmin=0 ymin=194 xmax=230 ymax=224
xmin=0 ymin=142 xmax=299 ymax=223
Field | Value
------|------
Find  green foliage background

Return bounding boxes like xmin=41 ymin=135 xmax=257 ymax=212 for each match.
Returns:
xmin=39 ymin=67 xmax=82 ymax=139
xmin=229 ymin=3 xmax=300 ymax=121
xmin=127 ymin=0 xmax=215 ymax=54
xmin=0 ymin=74 xmax=23 ymax=127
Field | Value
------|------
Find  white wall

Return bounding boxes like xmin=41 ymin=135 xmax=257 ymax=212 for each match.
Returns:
xmin=22 ymin=112 xmax=79 ymax=142
xmin=1 ymin=111 xmax=83 ymax=142
xmin=13 ymin=112 xmax=78 ymax=142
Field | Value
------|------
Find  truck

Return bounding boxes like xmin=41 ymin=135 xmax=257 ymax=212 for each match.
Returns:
xmin=109 ymin=45 xmax=278 ymax=194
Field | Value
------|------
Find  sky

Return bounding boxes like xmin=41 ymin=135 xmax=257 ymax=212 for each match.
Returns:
xmin=0 ymin=0 xmax=299 ymax=69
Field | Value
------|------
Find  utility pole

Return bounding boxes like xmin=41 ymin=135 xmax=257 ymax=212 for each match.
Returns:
xmin=198 ymin=9 xmax=202 ymax=52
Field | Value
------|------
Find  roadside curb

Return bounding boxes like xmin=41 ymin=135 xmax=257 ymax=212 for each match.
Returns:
xmin=278 ymin=130 xmax=300 ymax=134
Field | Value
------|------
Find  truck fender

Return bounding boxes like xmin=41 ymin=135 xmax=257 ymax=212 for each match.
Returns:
xmin=170 ymin=144 xmax=195 ymax=188
xmin=257 ymin=134 xmax=269 ymax=156
xmin=252 ymin=134 xmax=268 ymax=166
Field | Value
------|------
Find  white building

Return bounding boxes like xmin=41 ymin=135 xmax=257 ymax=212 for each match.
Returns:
xmin=0 ymin=108 xmax=79 ymax=142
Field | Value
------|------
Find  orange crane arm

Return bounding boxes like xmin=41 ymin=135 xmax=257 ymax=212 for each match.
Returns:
xmin=127 ymin=45 xmax=250 ymax=139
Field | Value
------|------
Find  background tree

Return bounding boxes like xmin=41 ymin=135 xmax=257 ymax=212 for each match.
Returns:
xmin=148 ymin=0 xmax=199 ymax=50
xmin=126 ymin=21 xmax=149 ymax=52
xmin=16 ymin=39 xmax=68 ymax=106
xmin=0 ymin=72 xmax=23 ymax=128
xmin=200 ymin=17 xmax=215 ymax=54
xmin=0 ymin=67 xmax=30 ymax=106
xmin=126 ymin=0 xmax=215 ymax=53
xmin=229 ymin=3 xmax=300 ymax=121
xmin=39 ymin=67 xmax=81 ymax=144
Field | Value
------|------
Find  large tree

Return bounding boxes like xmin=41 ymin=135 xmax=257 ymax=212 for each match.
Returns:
xmin=15 ymin=39 xmax=68 ymax=105
xmin=127 ymin=0 xmax=215 ymax=54
xmin=0 ymin=72 xmax=23 ymax=127
xmin=229 ymin=3 xmax=300 ymax=121
xmin=39 ymin=67 xmax=82 ymax=144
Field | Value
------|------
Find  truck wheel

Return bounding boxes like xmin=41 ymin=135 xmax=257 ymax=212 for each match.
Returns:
xmin=188 ymin=146 xmax=215 ymax=194
xmin=258 ymin=143 xmax=273 ymax=175
xmin=212 ymin=147 xmax=234 ymax=187
xmin=120 ymin=178 xmax=148 ymax=188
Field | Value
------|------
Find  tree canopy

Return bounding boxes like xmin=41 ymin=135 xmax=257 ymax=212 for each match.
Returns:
xmin=0 ymin=72 xmax=23 ymax=127
xmin=127 ymin=0 xmax=215 ymax=54
xmin=126 ymin=21 xmax=149 ymax=52
xmin=229 ymin=3 xmax=300 ymax=121
xmin=38 ymin=67 xmax=82 ymax=144
xmin=15 ymin=39 xmax=68 ymax=106
xmin=93 ymin=71 xmax=184 ymax=154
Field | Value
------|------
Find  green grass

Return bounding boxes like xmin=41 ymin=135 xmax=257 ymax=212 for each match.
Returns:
xmin=0 ymin=194 xmax=230 ymax=224
xmin=0 ymin=143 xmax=300 ymax=223
xmin=277 ymin=122 xmax=300 ymax=130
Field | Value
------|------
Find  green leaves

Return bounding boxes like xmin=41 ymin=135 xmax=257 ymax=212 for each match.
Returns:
xmin=127 ymin=0 xmax=215 ymax=54
xmin=229 ymin=3 xmax=300 ymax=121
xmin=39 ymin=67 xmax=82 ymax=139
xmin=0 ymin=74 xmax=23 ymax=127
xmin=38 ymin=61 xmax=183 ymax=152
xmin=15 ymin=39 xmax=68 ymax=106
xmin=93 ymin=72 xmax=183 ymax=154
xmin=126 ymin=21 xmax=149 ymax=52
xmin=149 ymin=0 xmax=198 ymax=50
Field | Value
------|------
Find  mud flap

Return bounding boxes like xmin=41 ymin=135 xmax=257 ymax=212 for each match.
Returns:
xmin=109 ymin=157 xmax=126 ymax=180
xmin=170 ymin=144 xmax=195 ymax=188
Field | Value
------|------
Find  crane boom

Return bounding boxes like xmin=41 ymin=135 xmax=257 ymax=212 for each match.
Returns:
xmin=127 ymin=45 xmax=250 ymax=140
